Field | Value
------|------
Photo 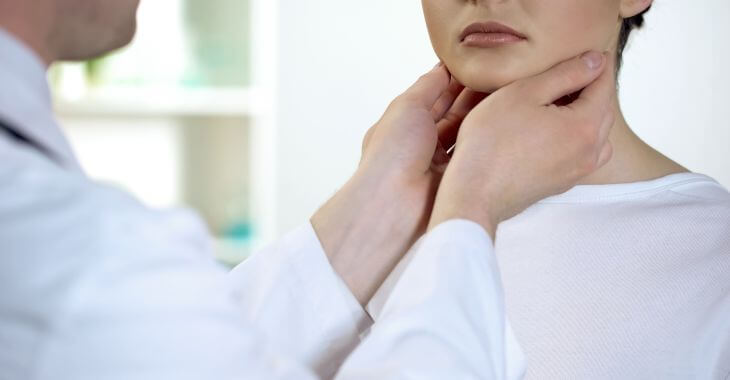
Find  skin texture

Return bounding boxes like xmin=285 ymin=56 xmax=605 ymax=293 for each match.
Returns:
xmin=0 ymin=0 xmax=140 ymax=65
xmin=423 ymin=0 xmax=637 ymax=93
xmin=428 ymin=52 xmax=616 ymax=238
xmin=421 ymin=0 xmax=688 ymax=187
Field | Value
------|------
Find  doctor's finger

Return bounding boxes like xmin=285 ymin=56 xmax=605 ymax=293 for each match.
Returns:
xmin=399 ymin=64 xmax=452 ymax=110
xmin=567 ymin=52 xmax=615 ymax=115
xmin=524 ymin=51 xmax=606 ymax=106
xmin=431 ymin=76 xmax=465 ymax=121
xmin=597 ymin=142 xmax=614 ymax=168
xmin=436 ymin=89 xmax=488 ymax=150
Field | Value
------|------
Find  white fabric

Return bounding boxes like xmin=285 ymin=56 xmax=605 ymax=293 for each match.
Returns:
xmin=0 ymin=28 xmax=80 ymax=172
xmin=371 ymin=173 xmax=730 ymax=379
xmin=338 ymin=220 xmax=526 ymax=380
xmin=227 ymin=224 xmax=371 ymax=379
xmin=0 ymin=28 xmax=525 ymax=379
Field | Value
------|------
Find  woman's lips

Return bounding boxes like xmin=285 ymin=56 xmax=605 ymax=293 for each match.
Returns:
xmin=459 ymin=21 xmax=526 ymax=48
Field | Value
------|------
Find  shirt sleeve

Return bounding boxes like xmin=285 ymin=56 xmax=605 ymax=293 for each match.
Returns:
xmin=3 ymin=143 xmax=517 ymax=379
xmin=227 ymin=223 xmax=372 ymax=379
xmin=335 ymin=220 xmax=527 ymax=380
xmin=7 ymin=184 xmax=323 ymax=379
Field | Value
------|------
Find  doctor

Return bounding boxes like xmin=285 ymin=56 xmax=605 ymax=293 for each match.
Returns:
xmin=0 ymin=0 xmax=615 ymax=379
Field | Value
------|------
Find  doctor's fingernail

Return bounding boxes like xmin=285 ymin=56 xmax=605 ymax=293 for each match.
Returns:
xmin=581 ymin=51 xmax=603 ymax=70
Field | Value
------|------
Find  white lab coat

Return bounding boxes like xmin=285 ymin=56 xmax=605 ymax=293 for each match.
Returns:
xmin=0 ymin=28 xmax=526 ymax=379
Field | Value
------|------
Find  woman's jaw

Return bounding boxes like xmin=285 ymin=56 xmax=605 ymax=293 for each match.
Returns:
xmin=442 ymin=28 xmax=620 ymax=95
xmin=423 ymin=0 xmax=623 ymax=94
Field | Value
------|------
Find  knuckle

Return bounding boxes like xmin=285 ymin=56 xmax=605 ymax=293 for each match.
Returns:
xmin=392 ymin=94 xmax=408 ymax=106
xmin=605 ymin=141 xmax=614 ymax=158
xmin=599 ymin=142 xmax=614 ymax=161
xmin=566 ymin=129 xmax=602 ymax=177
xmin=419 ymin=71 xmax=435 ymax=81
xmin=394 ymin=93 xmax=420 ymax=108
xmin=413 ymin=71 xmax=437 ymax=87
xmin=364 ymin=125 xmax=375 ymax=139
xmin=599 ymin=144 xmax=614 ymax=165
xmin=389 ymin=95 xmax=413 ymax=112
xmin=361 ymin=126 xmax=375 ymax=151
xmin=441 ymin=110 xmax=464 ymax=126
xmin=576 ymin=155 xmax=598 ymax=177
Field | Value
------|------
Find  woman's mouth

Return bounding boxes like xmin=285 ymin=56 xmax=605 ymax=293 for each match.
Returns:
xmin=459 ymin=21 xmax=527 ymax=48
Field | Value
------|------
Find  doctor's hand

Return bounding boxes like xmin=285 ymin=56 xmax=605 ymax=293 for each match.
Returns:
xmin=312 ymin=64 xmax=483 ymax=306
xmin=429 ymin=51 xmax=615 ymax=240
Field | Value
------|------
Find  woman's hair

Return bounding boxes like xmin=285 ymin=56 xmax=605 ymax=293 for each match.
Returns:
xmin=617 ymin=6 xmax=651 ymax=71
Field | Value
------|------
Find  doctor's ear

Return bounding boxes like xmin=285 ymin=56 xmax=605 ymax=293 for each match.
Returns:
xmin=620 ymin=0 xmax=653 ymax=19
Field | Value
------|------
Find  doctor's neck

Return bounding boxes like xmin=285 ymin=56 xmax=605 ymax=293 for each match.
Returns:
xmin=0 ymin=0 xmax=138 ymax=67
xmin=0 ymin=1 xmax=57 ymax=65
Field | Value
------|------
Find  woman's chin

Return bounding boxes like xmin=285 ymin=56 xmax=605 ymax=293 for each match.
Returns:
xmin=450 ymin=73 xmax=511 ymax=94
xmin=447 ymin=66 xmax=521 ymax=94
xmin=445 ymin=56 xmax=555 ymax=94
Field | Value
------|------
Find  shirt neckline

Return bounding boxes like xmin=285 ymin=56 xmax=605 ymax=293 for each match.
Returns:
xmin=0 ymin=28 xmax=81 ymax=171
xmin=538 ymin=172 xmax=721 ymax=204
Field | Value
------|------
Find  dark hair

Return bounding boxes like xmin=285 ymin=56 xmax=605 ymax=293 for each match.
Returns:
xmin=617 ymin=6 xmax=651 ymax=71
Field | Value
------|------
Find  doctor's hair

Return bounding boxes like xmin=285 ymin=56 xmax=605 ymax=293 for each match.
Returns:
xmin=617 ymin=6 xmax=651 ymax=72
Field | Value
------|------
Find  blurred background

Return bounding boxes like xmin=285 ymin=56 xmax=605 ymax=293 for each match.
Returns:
xmin=51 ymin=0 xmax=730 ymax=266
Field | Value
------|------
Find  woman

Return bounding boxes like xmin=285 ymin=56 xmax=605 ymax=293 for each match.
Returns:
xmin=372 ymin=1 xmax=730 ymax=379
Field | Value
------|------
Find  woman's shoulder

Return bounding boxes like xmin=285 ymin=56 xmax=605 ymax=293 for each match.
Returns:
xmin=664 ymin=172 xmax=730 ymax=205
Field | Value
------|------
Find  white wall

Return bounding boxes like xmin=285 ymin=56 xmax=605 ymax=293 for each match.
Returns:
xmin=273 ymin=0 xmax=730 ymax=235
xmin=274 ymin=0 xmax=436 ymax=234
xmin=619 ymin=0 xmax=730 ymax=189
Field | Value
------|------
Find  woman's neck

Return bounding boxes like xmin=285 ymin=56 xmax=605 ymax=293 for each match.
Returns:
xmin=576 ymin=99 xmax=689 ymax=186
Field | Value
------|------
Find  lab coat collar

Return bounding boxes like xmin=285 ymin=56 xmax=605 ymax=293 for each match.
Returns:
xmin=0 ymin=28 xmax=82 ymax=172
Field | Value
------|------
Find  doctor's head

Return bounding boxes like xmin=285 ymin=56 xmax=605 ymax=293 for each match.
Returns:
xmin=0 ymin=0 xmax=140 ymax=64
xmin=421 ymin=0 xmax=652 ymax=93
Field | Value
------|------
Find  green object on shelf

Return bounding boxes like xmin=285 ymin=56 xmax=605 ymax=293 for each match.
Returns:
xmin=224 ymin=221 xmax=254 ymax=242
xmin=85 ymin=55 xmax=110 ymax=86
xmin=217 ymin=220 xmax=255 ymax=267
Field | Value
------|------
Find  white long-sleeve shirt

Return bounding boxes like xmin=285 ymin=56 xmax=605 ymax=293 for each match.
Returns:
xmin=371 ymin=172 xmax=730 ymax=379
xmin=0 ymin=28 xmax=525 ymax=379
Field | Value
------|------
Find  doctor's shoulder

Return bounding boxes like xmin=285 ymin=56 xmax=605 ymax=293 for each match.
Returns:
xmin=0 ymin=132 xmax=218 ymax=273
xmin=0 ymin=133 xmax=252 ymax=379
xmin=0 ymin=130 xmax=221 ymax=318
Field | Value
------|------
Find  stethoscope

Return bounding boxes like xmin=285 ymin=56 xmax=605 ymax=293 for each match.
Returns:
xmin=0 ymin=119 xmax=59 ymax=162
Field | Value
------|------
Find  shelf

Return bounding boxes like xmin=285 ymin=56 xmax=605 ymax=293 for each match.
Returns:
xmin=54 ymin=87 xmax=268 ymax=118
